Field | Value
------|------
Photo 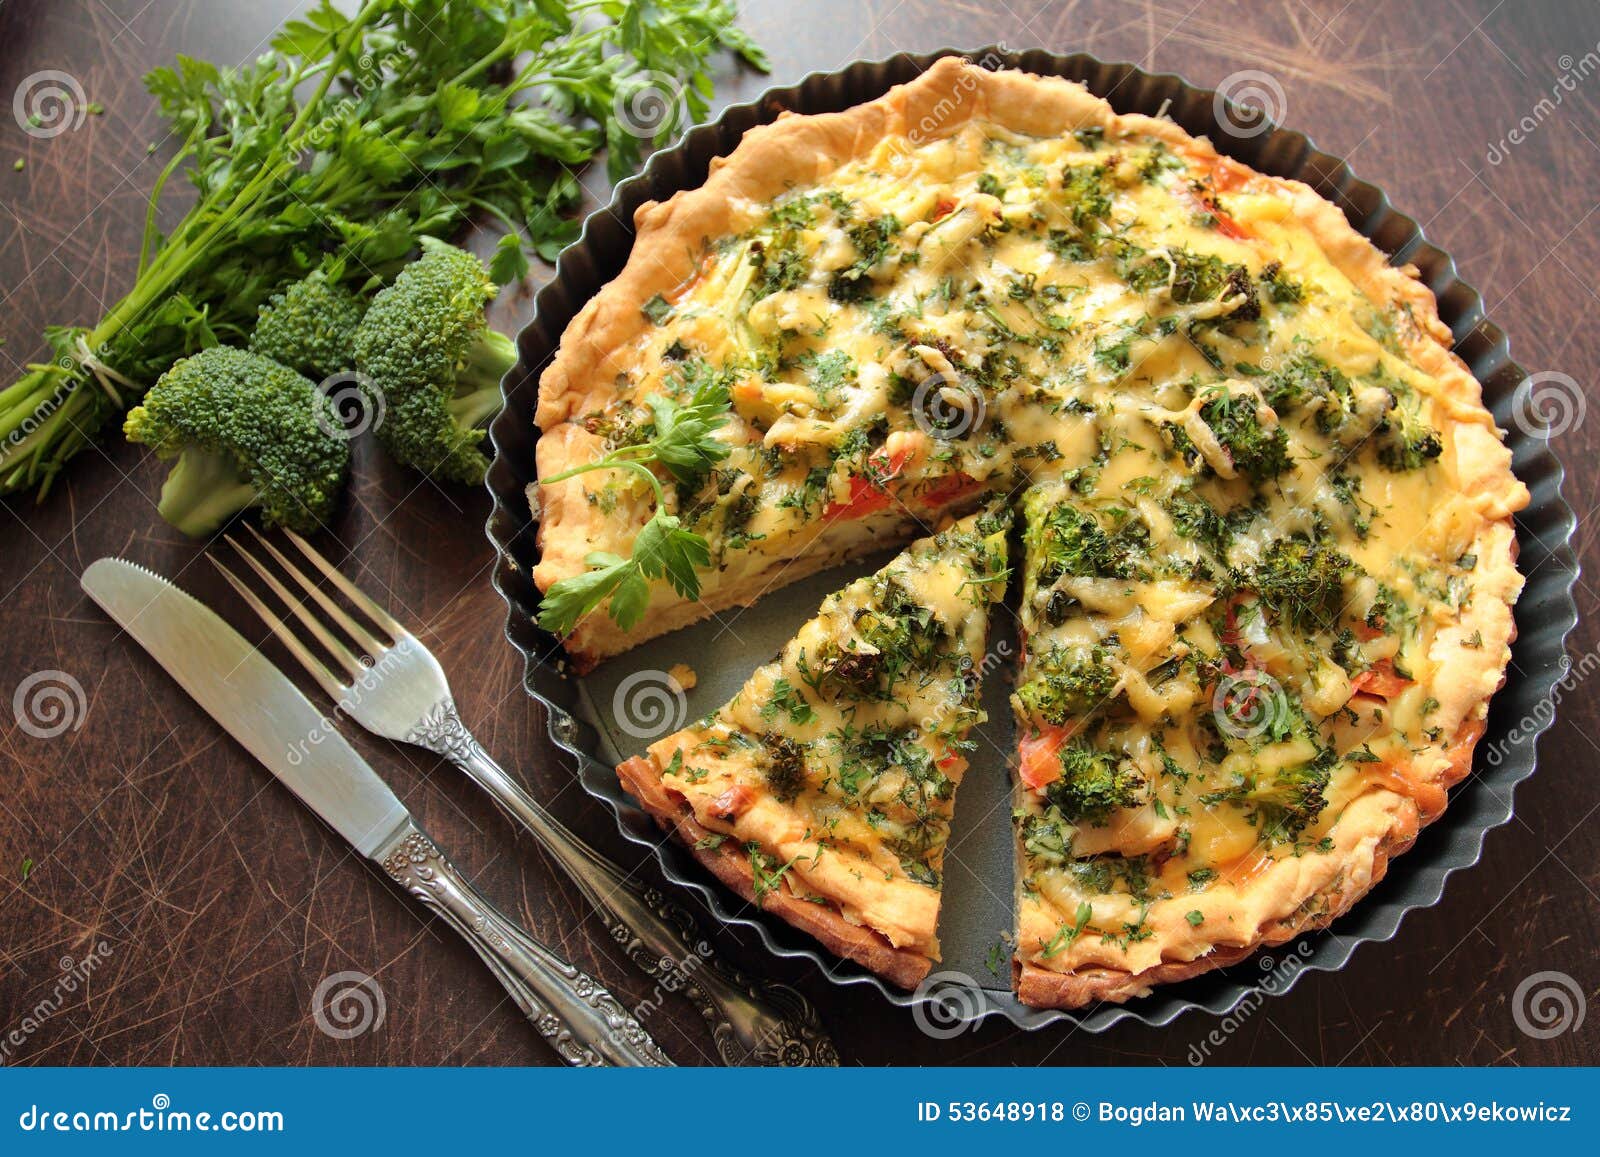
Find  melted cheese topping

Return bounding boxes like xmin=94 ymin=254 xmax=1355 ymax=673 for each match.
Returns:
xmin=574 ymin=112 xmax=1525 ymax=983
xmin=645 ymin=511 xmax=1009 ymax=956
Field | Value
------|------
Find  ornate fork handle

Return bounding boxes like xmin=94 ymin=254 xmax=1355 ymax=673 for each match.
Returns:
xmin=408 ymin=700 xmax=838 ymax=1067
xmin=378 ymin=821 xmax=671 ymax=1068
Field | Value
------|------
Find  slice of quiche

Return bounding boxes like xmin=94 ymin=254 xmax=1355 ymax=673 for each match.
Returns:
xmin=1009 ymin=473 xmax=1509 ymax=1008
xmin=618 ymin=507 xmax=1011 ymax=988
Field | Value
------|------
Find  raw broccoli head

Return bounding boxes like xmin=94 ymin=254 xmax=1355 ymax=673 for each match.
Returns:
xmin=247 ymin=269 xmax=365 ymax=380
xmin=1044 ymin=738 xmax=1145 ymax=824
xmin=123 ymin=346 xmax=350 ymax=537
xmin=351 ymin=240 xmax=517 ymax=484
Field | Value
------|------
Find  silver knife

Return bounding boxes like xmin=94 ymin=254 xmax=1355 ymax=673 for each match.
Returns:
xmin=80 ymin=558 xmax=671 ymax=1068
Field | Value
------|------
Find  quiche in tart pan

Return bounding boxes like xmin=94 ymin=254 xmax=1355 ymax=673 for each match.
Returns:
xmin=529 ymin=59 xmax=1528 ymax=1008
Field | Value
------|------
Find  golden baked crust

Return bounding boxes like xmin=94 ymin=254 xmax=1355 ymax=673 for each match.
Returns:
xmin=533 ymin=58 xmax=1528 ymax=1005
xmin=1014 ymin=717 xmax=1488 ymax=1007
xmin=618 ymin=756 xmax=932 ymax=989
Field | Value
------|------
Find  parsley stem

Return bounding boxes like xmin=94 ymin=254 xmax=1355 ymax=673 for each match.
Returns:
xmin=87 ymin=2 xmax=386 ymax=359
xmin=539 ymin=455 xmax=665 ymax=506
xmin=136 ymin=126 xmax=203 ymax=279
xmin=1 ymin=0 xmax=762 ymax=499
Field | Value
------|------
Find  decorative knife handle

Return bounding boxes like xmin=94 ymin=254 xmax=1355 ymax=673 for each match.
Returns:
xmin=407 ymin=700 xmax=838 ymax=1067
xmin=378 ymin=821 xmax=672 ymax=1068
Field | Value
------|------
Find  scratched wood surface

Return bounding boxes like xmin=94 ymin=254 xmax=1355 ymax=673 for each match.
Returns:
xmin=0 ymin=0 xmax=1595 ymax=1066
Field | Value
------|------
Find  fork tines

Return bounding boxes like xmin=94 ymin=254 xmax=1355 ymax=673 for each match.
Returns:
xmin=209 ymin=525 xmax=404 ymax=698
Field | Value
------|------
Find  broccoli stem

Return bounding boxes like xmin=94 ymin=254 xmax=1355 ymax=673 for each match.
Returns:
xmin=156 ymin=446 xmax=259 ymax=537
xmin=446 ymin=329 xmax=518 ymax=430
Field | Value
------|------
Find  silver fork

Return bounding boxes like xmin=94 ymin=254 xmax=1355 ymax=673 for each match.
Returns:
xmin=212 ymin=525 xmax=837 ymax=1067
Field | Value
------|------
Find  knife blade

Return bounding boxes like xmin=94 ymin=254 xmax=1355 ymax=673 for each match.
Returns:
xmin=79 ymin=557 xmax=672 ymax=1066
xmin=80 ymin=557 xmax=409 ymax=856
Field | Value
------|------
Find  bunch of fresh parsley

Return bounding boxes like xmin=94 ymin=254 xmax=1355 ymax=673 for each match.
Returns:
xmin=0 ymin=0 xmax=765 ymax=497
xmin=536 ymin=371 xmax=733 ymax=635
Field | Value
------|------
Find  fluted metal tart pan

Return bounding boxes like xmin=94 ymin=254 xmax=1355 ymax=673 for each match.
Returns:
xmin=484 ymin=47 xmax=1580 ymax=1033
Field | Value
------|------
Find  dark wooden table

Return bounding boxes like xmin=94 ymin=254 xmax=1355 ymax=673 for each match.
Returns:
xmin=1 ymin=0 xmax=1595 ymax=1066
